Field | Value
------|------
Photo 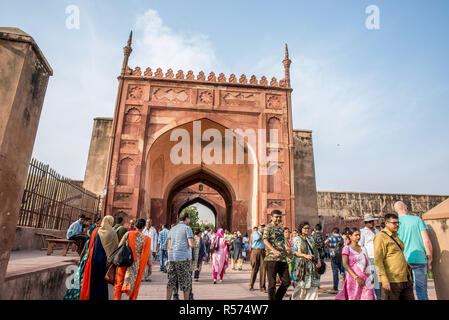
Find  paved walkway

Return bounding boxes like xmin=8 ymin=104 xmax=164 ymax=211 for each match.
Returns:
xmin=136 ymin=258 xmax=437 ymax=300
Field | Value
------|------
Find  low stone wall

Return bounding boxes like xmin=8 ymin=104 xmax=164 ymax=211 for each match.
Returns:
xmin=12 ymin=227 xmax=66 ymax=251
xmin=0 ymin=260 xmax=77 ymax=300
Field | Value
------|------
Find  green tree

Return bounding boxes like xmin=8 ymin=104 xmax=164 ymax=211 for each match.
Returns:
xmin=181 ymin=206 xmax=200 ymax=229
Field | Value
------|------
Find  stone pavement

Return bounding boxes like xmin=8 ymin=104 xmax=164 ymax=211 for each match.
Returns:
xmin=136 ymin=258 xmax=437 ymax=300
xmin=6 ymin=249 xmax=78 ymax=279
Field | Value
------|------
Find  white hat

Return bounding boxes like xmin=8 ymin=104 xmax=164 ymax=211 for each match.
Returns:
xmin=363 ymin=214 xmax=379 ymax=222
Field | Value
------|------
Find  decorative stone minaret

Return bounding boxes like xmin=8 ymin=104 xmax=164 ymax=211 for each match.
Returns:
xmin=121 ymin=31 xmax=133 ymax=76
xmin=283 ymin=43 xmax=292 ymax=87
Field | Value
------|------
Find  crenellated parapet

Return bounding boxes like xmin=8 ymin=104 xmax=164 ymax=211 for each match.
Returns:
xmin=123 ymin=65 xmax=290 ymax=89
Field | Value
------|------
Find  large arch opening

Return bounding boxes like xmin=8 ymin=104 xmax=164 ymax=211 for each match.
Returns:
xmin=142 ymin=118 xmax=258 ymax=233
xmin=165 ymin=168 xmax=234 ymax=230
xmin=177 ymin=197 xmax=218 ymax=227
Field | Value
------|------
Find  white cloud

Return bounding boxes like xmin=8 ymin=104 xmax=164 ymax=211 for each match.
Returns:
xmin=130 ymin=9 xmax=220 ymax=73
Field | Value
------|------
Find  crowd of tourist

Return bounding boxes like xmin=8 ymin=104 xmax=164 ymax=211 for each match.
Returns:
xmin=62 ymin=200 xmax=432 ymax=301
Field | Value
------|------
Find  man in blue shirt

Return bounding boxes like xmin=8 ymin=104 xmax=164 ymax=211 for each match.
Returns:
xmin=66 ymin=214 xmax=89 ymax=253
xmin=395 ymin=201 xmax=433 ymax=300
xmin=249 ymin=224 xmax=266 ymax=292
xmin=166 ymin=211 xmax=194 ymax=300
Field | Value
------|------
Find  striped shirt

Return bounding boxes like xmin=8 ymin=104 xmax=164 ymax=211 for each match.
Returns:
xmin=158 ymin=228 xmax=169 ymax=250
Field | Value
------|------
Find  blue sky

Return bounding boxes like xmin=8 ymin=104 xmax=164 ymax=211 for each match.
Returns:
xmin=2 ymin=0 xmax=449 ymax=195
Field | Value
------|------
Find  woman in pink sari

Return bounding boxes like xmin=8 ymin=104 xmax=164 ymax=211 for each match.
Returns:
xmin=335 ymin=228 xmax=374 ymax=300
xmin=211 ymin=228 xmax=229 ymax=284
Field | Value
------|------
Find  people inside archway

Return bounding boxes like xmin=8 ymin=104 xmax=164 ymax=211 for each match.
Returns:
xmin=359 ymin=214 xmax=381 ymax=300
xmin=249 ymin=224 xmax=266 ymax=292
xmin=211 ymin=228 xmax=229 ymax=284
xmin=336 ymin=227 xmax=375 ymax=300
xmin=157 ymin=224 xmax=169 ymax=273
xmin=291 ymin=221 xmax=321 ymax=300
xmin=263 ymin=210 xmax=292 ymax=300
xmin=166 ymin=212 xmax=194 ymax=300
xmin=143 ymin=218 xmax=158 ymax=282
xmin=374 ymin=213 xmax=414 ymax=300
xmin=192 ymin=229 xmax=206 ymax=281
xmin=203 ymin=226 xmax=211 ymax=264
xmin=113 ymin=217 xmax=127 ymax=243
xmin=65 ymin=215 xmax=118 ymax=300
xmin=395 ymin=201 xmax=433 ymax=300
xmin=242 ymin=232 xmax=250 ymax=262
xmin=230 ymin=231 xmax=243 ymax=270
xmin=224 ymin=229 xmax=232 ymax=245
xmin=66 ymin=214 xmax=90 ymax=255
xmin=113 ymin=218 xmax=152 ymax=300
xmin=325 ymin=227 xmax=343 ymax=294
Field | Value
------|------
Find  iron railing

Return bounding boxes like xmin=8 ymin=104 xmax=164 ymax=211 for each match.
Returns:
xmin=18 ymin=158 xmax=100 ymax=230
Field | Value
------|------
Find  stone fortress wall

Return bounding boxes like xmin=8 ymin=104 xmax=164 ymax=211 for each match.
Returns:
xmin=317 ymin=191 xmax=449 ymax=219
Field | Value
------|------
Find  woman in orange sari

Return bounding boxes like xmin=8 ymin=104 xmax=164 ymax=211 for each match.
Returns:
xmin=114 ymin=218 xmax=152 ymax=300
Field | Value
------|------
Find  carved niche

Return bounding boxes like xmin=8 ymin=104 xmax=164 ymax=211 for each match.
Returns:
xmin=122 ymin=107 xmax=141 ymax=136
xmin=151 ymin=87 xmax=191 ymax=105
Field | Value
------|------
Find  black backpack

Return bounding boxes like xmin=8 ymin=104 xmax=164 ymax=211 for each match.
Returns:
xmin=108 ymin=242 xmax=134 ymax=267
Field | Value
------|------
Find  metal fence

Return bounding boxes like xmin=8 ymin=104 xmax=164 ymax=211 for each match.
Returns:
xmin=18 ymin=158 xmax=101 ymax=230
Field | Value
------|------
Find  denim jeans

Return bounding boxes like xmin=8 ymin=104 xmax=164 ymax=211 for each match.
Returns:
xmin=160 ymin=249 xmax=168 ymax=271
xmin=331 ymin=260 xmax=340 ymax=291
xmin=410 ymin=263 xmax=428 ymax=300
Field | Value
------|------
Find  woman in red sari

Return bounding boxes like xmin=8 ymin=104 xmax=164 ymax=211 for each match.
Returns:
xmin=114 ymin=218 xmax=152 ymax=300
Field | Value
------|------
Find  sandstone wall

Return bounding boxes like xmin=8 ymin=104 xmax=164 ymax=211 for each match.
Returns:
xmin=82 ymin=118 xmax=113 ymax=195
xmin=317 ymin=191 xmax=449 ymax=219
xmin=293 ymin=130 xmax=319 ymax=226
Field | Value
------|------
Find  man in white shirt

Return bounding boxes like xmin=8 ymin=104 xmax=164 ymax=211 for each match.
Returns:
xmin=359 ymin=213 xmax=380 ymax=300
xmin=143 ymin=218 xmax=158 ymax=281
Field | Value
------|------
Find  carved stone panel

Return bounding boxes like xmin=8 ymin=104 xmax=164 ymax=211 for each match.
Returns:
xmin=266 ymin=94 xmax=282 ymax=109
xmin=127 ymin=85 xmax=144 ymax=100
xmin=220 ymin=91 xmax=258 ymax=107
xmin=151 ymin=87 xmax=191 ymax=105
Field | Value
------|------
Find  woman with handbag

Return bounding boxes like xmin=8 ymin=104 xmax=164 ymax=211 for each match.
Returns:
xmin=335 ymin=228 xmax=375 ymax=300
xmin=291 ymin=221 xmax=322 ymax=300
xmin=114 ymin=218 xmax=152 ymax=300
xmin=66 ymin=215 xmax=118 ymax=300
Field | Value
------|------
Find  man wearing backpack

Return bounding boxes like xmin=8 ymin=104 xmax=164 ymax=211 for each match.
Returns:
xmin=325 ymin=227 xmax=343 ymax=294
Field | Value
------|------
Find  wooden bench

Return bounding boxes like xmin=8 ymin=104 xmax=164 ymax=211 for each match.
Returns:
xmin=35 ymin=232 xmax=63 ymax=251
xmin=46 ymin=239 xmax=78 ymax=256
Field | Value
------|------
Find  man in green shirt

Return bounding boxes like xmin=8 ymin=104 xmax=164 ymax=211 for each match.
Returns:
xmin=374 ymin=213 xmax=414 ymax=300
xmin=263 ymin=209 xmax=292 ymax=300
xmin=113 ymin=217 xmax=128 ymax=243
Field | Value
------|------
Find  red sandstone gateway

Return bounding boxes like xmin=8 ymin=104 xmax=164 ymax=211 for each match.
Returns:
xmin=92 ymin=32 xmax=318 ymax=233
